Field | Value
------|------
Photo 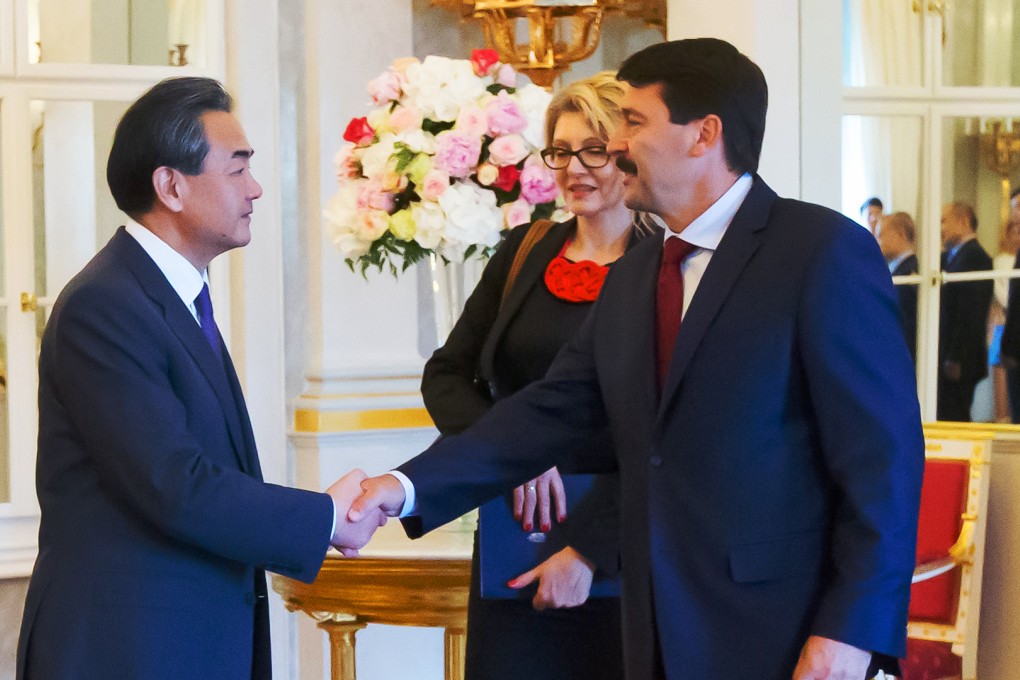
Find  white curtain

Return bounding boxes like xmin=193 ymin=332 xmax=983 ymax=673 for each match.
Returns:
xmin=842 ymin=0 xmax=924 ymax=224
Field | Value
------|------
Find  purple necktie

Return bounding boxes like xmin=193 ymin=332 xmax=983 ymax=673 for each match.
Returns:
xmin=194 ymin=283 xmax=223 ymax=355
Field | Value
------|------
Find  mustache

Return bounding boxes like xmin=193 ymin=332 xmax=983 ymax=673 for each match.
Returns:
xmin=615 ymin=156 xmax=637 ymax=175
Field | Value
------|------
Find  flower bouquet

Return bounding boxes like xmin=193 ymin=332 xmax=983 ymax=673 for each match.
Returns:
xmin=325 ymin=49 xmax=560 ymax=276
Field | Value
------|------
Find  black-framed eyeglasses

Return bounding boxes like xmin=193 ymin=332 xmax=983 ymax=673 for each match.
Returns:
xmin=540 ymin=145 xmax=611 ymax=170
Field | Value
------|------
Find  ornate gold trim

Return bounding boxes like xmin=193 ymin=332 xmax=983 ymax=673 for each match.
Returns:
xmin=294 ymin=407 xmax=434 ymax=433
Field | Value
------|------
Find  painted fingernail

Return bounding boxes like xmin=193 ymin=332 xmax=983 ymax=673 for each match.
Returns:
xmin=558 ymin=513 xmax=567 ymax=523
xmin=541 ymin=522 xmax=551 ymax=532
xmin=514 ymin=512 xmax=522 ymax=521
xmin=524 ymin=523 xmax=532 ymax=531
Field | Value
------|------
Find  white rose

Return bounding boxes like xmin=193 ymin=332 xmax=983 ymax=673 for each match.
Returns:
xmin=404 ymin=56 xmax=487 ymax=121
xmin=515 ymin=84 xmax=553 ymax=149
xmin=412 ymin=200 xmax=446 ymax=250
xmin=324 ymin=183 xmax=373 ymax=258
xmin=359 ymin=132 xmax=398 ymax=178
xmin=395 ymin=128 xmax=436 ymax=155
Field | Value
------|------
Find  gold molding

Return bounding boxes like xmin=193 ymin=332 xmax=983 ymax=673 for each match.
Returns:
xmin=294 ymin=407 xmax=434 ymax=433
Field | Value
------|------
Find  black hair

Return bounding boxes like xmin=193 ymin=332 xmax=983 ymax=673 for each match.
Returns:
xmin=107 ymin=77 xmax=233 ymax=219
xmin=616 ymin=38 xmax=768 ymax=175
xmin=860 ymin=196 xmax=884 ymax=213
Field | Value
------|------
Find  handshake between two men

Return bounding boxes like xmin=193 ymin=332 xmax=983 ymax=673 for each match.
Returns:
xmin=324 ymin=470 xmax=399 ymax=556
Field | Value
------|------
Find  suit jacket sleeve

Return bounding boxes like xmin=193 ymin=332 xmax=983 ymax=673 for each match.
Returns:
xmin=546 ymin=472 xmax=621 ymax=577
xmin=797 ymin=224 xmax=925 ymax=655
xmin=1001 ymin=251 xmax=1020 ymax=360
xmin=400 ymin=294 xmax=618 ymax=537
xmin=943 ymin=246 xmax=993 ymax=368
xmin=48 ymin=284 xmax=333 ymax=582
xmin=421 ymin=226 xmax=525 ymax=434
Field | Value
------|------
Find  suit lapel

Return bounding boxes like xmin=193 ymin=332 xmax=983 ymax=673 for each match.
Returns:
xmin=111 ymin=229 xmax=254 ymax=474
xmin=657 ymin=179 xmax=777 ymax=419
xmin=479 ymin=221 xmax=572 ymax=381
xmin=623 ymin=238 xmax=663 ymax=419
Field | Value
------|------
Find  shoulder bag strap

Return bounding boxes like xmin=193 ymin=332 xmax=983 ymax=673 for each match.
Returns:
xmin=500 ymin=218 xmax=556 ymax=308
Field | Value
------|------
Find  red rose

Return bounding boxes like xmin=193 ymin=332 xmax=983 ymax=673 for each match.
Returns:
xmin=470 ymin=48 xmax=501 ymax=76
xmin=342 ymin=117 xmax=375 ymax=145
xmin=492 ymin=164 xmax=520 ymax=192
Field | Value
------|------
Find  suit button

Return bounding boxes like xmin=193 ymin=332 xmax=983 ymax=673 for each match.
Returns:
xmin=649 ymin=455 xmax=662 ymax=467
xmin=245 ymin=592 xmax=256 ymax=606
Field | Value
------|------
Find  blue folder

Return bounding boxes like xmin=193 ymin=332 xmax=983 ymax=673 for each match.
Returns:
xmin=478 ymin=473 xmax=621 ymax=599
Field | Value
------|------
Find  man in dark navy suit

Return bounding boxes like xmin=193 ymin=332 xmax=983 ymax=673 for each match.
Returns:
xmin=350 ymin=39 xmax=924 ymax=680
xmin=937 ymin=201 xmax=993 ymax=421
xmin=17 ymin=77 xmax=385 ymax=680
xmin=876 ymin=211 xmax=920 ymax=362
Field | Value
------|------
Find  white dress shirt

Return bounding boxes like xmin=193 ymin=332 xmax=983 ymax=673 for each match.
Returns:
xmin=392 ymin=173 xmax=756 ymax=518
xmin=654 ymin=172 xmax=753 ymax=317
xmin=125 ymin=220 xmax=208 ymax=323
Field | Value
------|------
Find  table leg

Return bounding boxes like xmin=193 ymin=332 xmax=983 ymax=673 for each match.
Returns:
xmin=444 ymin=626 xmax=466 ymax=680
xmin=318 ymin=619 xmax=367 ymax=680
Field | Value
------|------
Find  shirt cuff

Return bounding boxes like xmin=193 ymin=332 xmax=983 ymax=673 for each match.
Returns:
xmin=386 ymin=470 xmax=419 ymax=518
xmin=329 ymin=496 xmax=337 ymax=546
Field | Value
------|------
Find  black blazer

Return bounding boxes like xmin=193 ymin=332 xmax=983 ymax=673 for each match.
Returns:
xmin=940 ymin=239 xmax=993 ymax=381
xmin=892 ymin=253 xmax=919 ymax=361
xmin=401 ymin=178 xmax=924 ymax=678
xmin=421 ymin=217 xmax=655 ymax=573
xmin=18 ymin=228 xmax=333 ymax=680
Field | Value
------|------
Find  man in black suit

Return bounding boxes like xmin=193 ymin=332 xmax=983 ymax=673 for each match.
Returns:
xmin=876 ymin=211 xmax=919 ymax=362
xmin=347 ymin=39 xmax=923 ymax=680
xmin=937 ymin=201 xmax=993 ymax=421
xmin=17 ymin=77 xmax=385 ymax=680
xmin=997 ymin=188 xmax=1020 ymax=421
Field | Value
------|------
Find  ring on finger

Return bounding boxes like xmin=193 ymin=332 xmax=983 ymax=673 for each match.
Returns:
xmin=527 ymin=484 xmax=537 ymax=493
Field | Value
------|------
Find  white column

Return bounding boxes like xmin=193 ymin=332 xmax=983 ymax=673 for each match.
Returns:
xmin=666 ymin=0 xmax=810 ymax=201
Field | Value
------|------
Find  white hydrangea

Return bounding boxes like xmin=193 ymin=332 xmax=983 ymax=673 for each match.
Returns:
xmin=515 ymin=83 xmax=554 ymax=149
xmin=437 ymin=181 xmax=504 ymax=259
xmin=403 ymin=56 xmax=490 ymax=122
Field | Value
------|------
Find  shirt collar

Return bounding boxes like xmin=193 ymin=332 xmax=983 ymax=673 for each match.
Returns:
xmin=888 ymin=251 xmax=914 ymax=274
xmin=125 ymin=220 xmax=208 ymax=309
xmin=658 ymin=173 xmax=754 ymax=251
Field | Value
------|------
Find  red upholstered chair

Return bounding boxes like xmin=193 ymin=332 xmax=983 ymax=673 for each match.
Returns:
xmin=903 ymin=432 xmax=991 ymax=680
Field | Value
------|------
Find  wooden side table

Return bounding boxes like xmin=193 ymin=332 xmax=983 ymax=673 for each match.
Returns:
xmin=272 ymin=522 xmax=473 ymax=680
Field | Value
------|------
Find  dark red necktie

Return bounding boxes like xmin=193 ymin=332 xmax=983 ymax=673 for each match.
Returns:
xmin=656 ymin=237 xmax=698 ymax=388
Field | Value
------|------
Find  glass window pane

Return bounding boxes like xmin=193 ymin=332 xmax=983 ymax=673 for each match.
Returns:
xmin=843 ymin=0 xmax=924 ymax=87
xmin=33 ymin=100 xmax=132 ymax=299
xmin=942 ymin=0 xmax=1020 ymax=87
xmin=937 ymin=116 xmax=1020 ymax=422
xmin=30 ymin=0 xmax=208 ymax=67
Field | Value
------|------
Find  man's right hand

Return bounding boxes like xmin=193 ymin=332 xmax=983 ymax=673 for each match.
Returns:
xmin=326 ymin=469 xmax=388 ymax=556
xmin=348 ymin=474 xmax=407 ymax=522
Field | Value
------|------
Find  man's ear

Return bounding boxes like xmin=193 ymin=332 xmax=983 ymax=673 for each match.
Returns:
xmin=690 ymin=115 xmax=723 ymax=158
xmin=152 ymin=166 xmax=185 ymax=213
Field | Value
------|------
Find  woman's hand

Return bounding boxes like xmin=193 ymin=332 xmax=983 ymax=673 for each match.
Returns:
xmin=507 ymin=546 xmax=595 ymax=610
xmin=513 ymin=467 xmax=566 ymax=532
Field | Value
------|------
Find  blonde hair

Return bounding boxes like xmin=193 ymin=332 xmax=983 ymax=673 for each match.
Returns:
xmin=544 ymin=72 xmax=626 ymax=148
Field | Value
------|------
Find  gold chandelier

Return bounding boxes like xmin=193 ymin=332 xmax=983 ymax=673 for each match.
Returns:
xmin=432 ymin=0 xmax=666 ymax=88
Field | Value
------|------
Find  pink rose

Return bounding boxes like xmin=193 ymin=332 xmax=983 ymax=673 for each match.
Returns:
xmin=388 ymin=105 xmax=423 ymax=133
xmin=485 ymin=92 xmax=528 ymax=136
xmin=495 ymin=63 xmax=517 ymax=88
xmin=419 ymin=169 xmax=450 ymax=201
xmin=356 ymin=181 xmax=395 ymax=213
xmin=434 ymin=130 xmax=482 ymax=178
xmin=504 ymin=198 xmax=532 ymax=228
xmin=455 ymin=105 xmax=488 ymax=138
xmin=356 ymin=210 xmax=389 ymax=241
xmin=333 ymin=144 xmax=359 ymax=180
xmin=367 ymin=70 xmax=402 ymax=105
xmin=487 ymin=134 xmax=529 ymax=166
xmin=519 ymin=155 xmax=558 ymax=204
